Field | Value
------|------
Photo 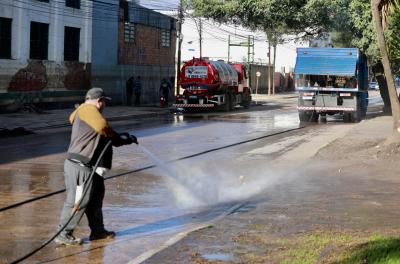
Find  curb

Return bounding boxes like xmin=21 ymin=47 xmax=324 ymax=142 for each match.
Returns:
xmin=128 ymin=203 xmax=245 ymax=264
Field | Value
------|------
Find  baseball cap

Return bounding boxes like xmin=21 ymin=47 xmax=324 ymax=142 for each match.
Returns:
xmin=85 ymin=87 xmax=111 ymax=101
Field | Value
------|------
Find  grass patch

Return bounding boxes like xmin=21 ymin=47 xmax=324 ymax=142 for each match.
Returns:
xmin=233 ymin=229 xmax=400 ymax=264
xmin=337 ymin=234 xmax=400 ymax=264
xmin=280 ymin=232 xmax=353 ymax=264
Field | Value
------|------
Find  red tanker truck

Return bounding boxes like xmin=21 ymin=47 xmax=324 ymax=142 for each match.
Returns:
xmin=173 ymin=58 xmax=251 ymax=111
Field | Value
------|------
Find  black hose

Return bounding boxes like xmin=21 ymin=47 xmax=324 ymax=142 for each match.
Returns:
xmin=10 ymin=141 xmax=112 ymax=264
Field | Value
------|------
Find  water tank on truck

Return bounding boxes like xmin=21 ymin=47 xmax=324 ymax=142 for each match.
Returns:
xmin=174 ymin=58 xmax=251 ymax=111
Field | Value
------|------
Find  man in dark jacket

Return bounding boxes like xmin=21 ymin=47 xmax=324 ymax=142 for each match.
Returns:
xmin=126 ymin=76 xmax=134 ymax=106
xmin=133 ymin=76 xmax=142 ymax=106
xmin=159 ymin=78 xmax=172 ymax=105
xmin=55 ymin=87 xmax=138 ymax=245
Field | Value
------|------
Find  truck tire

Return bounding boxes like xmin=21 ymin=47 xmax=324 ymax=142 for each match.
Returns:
xmin=240 ymin=93 xmax=251 ymax=109
xmin=229 ymin=93 xmax=234 ymax=111
xmin=221 ymin=93 xmax=231 ymax=112
xmin=351 ymin=97 xmax=362 ymax=123
xmin=343 ymin=113 xmax=351 ymax=123
xmin=299 ymin=111 xmax=318 ymax=122
xmin=241 ymin=99 xmax=250 ymax=109
xmin=350 ymin=109 xmax=361 ymax=123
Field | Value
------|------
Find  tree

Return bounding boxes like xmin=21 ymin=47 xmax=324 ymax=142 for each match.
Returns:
xmin=371 ymin=0 xmax=400 ymax=141
xmin=191 ymin=0 xmax=341 ymax=96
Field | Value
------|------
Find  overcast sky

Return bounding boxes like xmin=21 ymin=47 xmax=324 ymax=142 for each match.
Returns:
xmin=138 ymin=0 xmax=179 ymax=10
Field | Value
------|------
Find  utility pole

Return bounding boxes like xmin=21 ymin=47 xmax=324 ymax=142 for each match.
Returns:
xmin=268 ymin=41 xmax=271 ymax=96
xmin=227 ymin=35 xmax=254 ymax=63
xmin=228 ymin=35 xmax=230 ymax=63
xmin=199 ymin=18 xmax=202 ymax=59
xmin=176 ymin=0 xmax=183 ymax=96
xmin=228 ymin=35 xmax=254 ymax=89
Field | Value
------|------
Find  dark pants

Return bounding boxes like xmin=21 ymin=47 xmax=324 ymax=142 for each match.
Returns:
xmin=58 ymin=160 xmax=105 ymax=236
xmin=163 ymin=92 xmax=169 ymax=104
xmin=135 ymin=92 xmax=141 ymax=106
xmin=126 ymin=88 xmax=133 ymax=106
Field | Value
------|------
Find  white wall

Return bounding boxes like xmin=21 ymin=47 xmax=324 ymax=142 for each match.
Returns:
xmin=0 ymin=0 xmax=92 ymax=63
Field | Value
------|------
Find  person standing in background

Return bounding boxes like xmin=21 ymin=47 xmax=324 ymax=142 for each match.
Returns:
xmin=133 ymin=76 xmax=142 ymax=106
xmin=126 ymin=76 xmax=134 ymax=106
xmin=159 ymin=78 xmax=171 ymax=105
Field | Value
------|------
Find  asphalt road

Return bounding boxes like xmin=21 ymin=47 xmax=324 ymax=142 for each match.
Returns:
xmin=0 ymin=93 xmax=384 ymax=263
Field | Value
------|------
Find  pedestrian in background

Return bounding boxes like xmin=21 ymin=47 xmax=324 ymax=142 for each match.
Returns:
xmin=160 ymin=78 xmax=172 ymax=105
xmin=55 ymin=87 xmax=138 ymax=246
xmin=126 ymin=76 xmax=134 ymax=106
xmin=133 ymin=76 xmax=142 ymax=106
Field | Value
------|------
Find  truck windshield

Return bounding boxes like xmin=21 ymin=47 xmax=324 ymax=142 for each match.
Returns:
xmin=297 ymin=74 xmax=357 ymax=88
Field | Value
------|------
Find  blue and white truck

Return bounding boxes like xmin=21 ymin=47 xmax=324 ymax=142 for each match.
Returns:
xmin=294 ymin=48 xmax=369 ymax=122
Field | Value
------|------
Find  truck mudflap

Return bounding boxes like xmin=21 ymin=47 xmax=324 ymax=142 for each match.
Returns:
xmin=173 ymin=104 xmax=215 ymax=108
xmin=297 ymin=106 xmax=355 ymax=112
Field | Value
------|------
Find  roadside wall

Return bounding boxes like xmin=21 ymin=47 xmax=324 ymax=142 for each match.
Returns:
xmin=248 ymin=64 xmax=294 ymax=94
xmin=0 ymin=0 xmax=92 ymax=111
xmin=92 ymin=64 xmax=175 ymax=105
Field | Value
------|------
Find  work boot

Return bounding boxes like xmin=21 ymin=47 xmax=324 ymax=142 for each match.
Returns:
xmin=54 ymin=233 xmax=83 ymax=246
xmin=89 ymin=230 xmax=116 ymax=241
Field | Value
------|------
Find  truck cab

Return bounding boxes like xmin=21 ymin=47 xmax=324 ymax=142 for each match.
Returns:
xmin=294 ymin=48 xmax=368 ymax=122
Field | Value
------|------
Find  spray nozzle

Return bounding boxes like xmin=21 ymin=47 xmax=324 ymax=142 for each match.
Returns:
xmin=119 ymin=133 xmax=139 ymax=145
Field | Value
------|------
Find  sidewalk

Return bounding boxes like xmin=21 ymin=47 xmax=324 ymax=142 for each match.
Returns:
xmin=0 ymin=105 xmax=170 ymax=131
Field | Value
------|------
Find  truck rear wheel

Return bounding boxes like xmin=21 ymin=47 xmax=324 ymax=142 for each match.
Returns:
xmin=220 ymin=93 xmax=231 ymax=112
xmin=299 ymin=111 xmax=318 ymax=122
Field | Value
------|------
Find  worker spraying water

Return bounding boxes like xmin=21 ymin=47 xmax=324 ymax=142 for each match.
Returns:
xmin=55 ymin=88 xmax=138 ymax=246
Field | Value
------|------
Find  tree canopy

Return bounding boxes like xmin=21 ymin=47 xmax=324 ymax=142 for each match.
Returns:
xmin=191 ymin=0 xmax=346 ymax=40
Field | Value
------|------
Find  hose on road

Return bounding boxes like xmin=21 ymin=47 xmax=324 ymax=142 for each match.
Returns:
xmin=10 ymin=141 xmax=112 ymax=264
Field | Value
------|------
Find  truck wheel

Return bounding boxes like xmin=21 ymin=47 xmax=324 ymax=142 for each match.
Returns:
xmin=229 ymin=93 xmax=234 ymax=111
xmin=350 ymin=99 xmax=362 ymax=123
xmin=350 ymin=109 xmax=361 ymax=123
xmin=343 ymin=113 xmax=351 ymax=123
xmin=242 ymin=99 xmax=250 ymax=109
xmin=240 ymin=93 xmax=251 ymax=109
xmin=299 ymin=111 xmax=318 ymax=122
xmin=222 ymin=93 xmax=231 ymax=112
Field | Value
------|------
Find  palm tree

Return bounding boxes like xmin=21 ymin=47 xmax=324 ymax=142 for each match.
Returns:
xmin=371 ymin=0 xmax=400 ymax=142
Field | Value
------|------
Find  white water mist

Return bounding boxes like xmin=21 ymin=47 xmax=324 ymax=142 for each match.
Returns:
xmin=138 ymin=145 xmax=298 ymax=208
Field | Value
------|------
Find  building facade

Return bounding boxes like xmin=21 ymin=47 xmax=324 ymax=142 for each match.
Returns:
xmin=91 ymin=0 xmax=176 ymax=105
xmin=0 ymin=0 xmax=176 ymax=111
xmin=0 ymin=0 xmax=92 ymax=111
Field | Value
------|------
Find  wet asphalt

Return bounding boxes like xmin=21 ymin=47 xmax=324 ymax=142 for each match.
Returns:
xmin=0 ymin=92 xmax=383 ymax=263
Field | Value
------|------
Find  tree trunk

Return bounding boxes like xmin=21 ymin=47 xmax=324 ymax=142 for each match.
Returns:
xmin=272 ymin=44 xmax=277 ymax=95
xmin=372 ymin=62 xmax=391 ymax=114
xmin=371 ymin=0 xmax=400 ymax=141
xmin=267 ymin=42 xmax=271 ymax=96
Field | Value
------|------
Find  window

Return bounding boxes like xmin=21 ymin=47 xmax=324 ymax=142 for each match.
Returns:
xmin=30 ymin=21 xmax=49 ymax=60
xmin=64 ymin=26 xmax=80 ymax=61
xmin=0 ymin=17 xmax=12 ymax=59
xmin=66 ymin=0 xmax=80 ymax=9
xmin=124 ymin=22 xmax=135 ymax=43
xmin=161 ymin=29 xmax=170 ymax=47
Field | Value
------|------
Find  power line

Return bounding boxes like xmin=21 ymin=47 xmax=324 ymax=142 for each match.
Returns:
xmin=2 ymin=0 xmax=178 ymax=23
